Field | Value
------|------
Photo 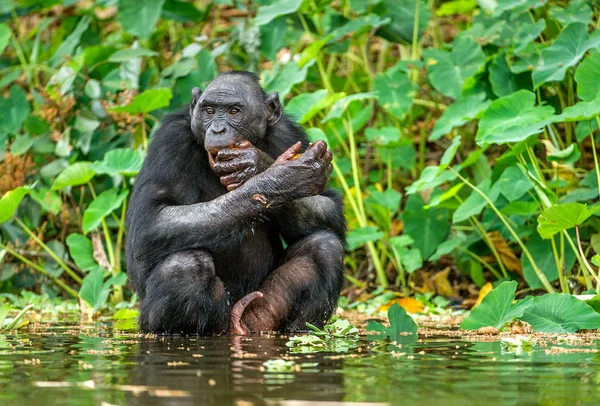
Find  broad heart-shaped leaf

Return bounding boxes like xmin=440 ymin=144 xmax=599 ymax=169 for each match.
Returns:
xmin=575 ymin=53 xmax=600 ymax=102
xmin=118 ymin=0 xmax=165 ymax=39
xmin=430 ymin=93 xmax=490 ymax=140
xmin=549 ymin=0 xmax=593 ymax=27
xmin=537 ymin=203 xmax=600 ymax=239
xmin=423 ymin=36 xmax=485 ymax=99
xmin=82 ymin=189 xmax=129 ymax=234
xmin=453 ymin=179 xmax=500 ymax=223
xmin=79 ymin=268 xmax=107 ymax=311
xmin=556 ymin=98 xmax=600 ymax=122
xmin=0 ymin=23 xmax=11 ymax=56
xmin=374 ymin=68 xmax=415 ymax=119
xmin=109 ymin=88 xmax=173 ymax=114
xmin=475 ymin=90 xmax=555 ymax=145
xmin=66 ymin=233 xmax=103 ymax=273
xmin=520 ymin=294 xmax=600 ymax=333
xmin=346 ymin=226 xmax=384 ymax=251
xmin=403 ymin=193 xmax=450 ymax=259
xmin=461 ymin=281 xmax=533 ymax=330
xmin=0 ymin=186 xmax=32 ymax=223
xmin=51 ymin=162 xmax=95 ymax=191
xmin=532 ymin=23 xmax=600 ymax=89
xmin=497 ymin=165 xmax=533 ymax=202
xmin=255 ymin=0 xmax=302 ymax=26
xmin=378 ymin=0 xmax=430 ymax=43
xmin=93 ymin=148 xmax=144 ymax=176
xmin=262 ymin=61 xmax=312 ymax=100
xmin=367 ymin=303 xmax=418 ymax=342
xmin=0 ymin=85 xmax=30 ymax=136
xmin=489 ymin=51 xmax=531 ymax=98
xmin=522 ymin=231 xmax=576 ymax=290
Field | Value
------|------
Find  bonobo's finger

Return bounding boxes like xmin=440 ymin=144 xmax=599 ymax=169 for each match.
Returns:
xmin=213 ymin=159 xmax=248 ymax=176
xmin=274 ymin=141 xmax=302 ymax=165
xmin=220 ymin=169 xmax=250 ymax=188
xmin=235 ymin=140 xmax=254 ymax=149
xmin=322 ymin=149 xmax=333 ymax=165
xmin=302 ymin=140 xmax=327 ymax=161
xmin=229 ymin=291 xmax=264 ymax=335
xmin=226 ymin=183 xmax=241 ymax=191
xmin=216 ymin=148 xmax=242 ymax=162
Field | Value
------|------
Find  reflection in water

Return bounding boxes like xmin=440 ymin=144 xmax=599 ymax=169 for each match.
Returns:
xmin=0 ymin=325 xmax=600 ymax=405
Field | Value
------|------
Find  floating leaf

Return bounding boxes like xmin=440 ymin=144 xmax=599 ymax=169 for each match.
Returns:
xmin=66 ymin=233 xmax=103 ymax=273
xmin=255 ymin=0 xmax=303 ymax=26
xmin=118 ymin=0 xmax=166 ymax=39
xmin=51 ymin=162 xmax=95 ymax=190
xmin=520 ymin=294 xmax=600 ymax=333
xmin=82 ymin=189 xmax=129 ymax=234
xmin=475 ymin=90 xmax=555 ymax=145
xmin=93 ymin=148 xmax=144 ymax=176
xmin=460 ymin=281 xmax=533 ymax=330
xmin=532 ymin=23 xmax=600 ymax=88
xmin=0 ymin=186 xmax=32 ymax=223
xmin=108 ymin=88 xmax=173 ymax=114
xmin=367 ymin=303 xmax=418 ymax=342
xmin=423 ymin=36 xmax=485 ymax=99
xmin=430 ymin=93 xmax=490 ymax=140
xmin=537 ymin=203 xmax=600 ymax=239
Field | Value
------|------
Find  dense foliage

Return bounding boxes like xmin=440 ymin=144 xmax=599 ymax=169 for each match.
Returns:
xmin=1 ymin=0 xmax=600 ymax=319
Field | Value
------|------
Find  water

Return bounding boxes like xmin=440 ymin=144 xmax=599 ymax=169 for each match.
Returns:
xmin=1 ymin=325 xmax=600 ymax=405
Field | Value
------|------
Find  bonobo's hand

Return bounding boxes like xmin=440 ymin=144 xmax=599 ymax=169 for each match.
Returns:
xmin=268 ymin=140 xmax=333 ymax=200
xmin=212 ymin=141 xmax=274 ymax=191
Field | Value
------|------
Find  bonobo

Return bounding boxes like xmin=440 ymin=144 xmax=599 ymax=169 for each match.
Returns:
xmin=125 ymin=71 xmax=346 ymax=335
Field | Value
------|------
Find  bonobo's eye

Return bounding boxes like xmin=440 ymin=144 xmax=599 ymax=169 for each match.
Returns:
xmin=204 ymin=107 xmax=215 ymax=115
xmin=228 ymin=107 xmax=240 ymax=116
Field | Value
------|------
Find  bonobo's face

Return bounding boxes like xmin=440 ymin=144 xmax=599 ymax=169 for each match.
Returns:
xmin=189 ymin=73 xmax=282 ymax=162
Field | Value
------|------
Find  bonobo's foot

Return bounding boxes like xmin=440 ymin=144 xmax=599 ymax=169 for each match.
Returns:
xmin=229 ymin=291 xmax=264 ymax=335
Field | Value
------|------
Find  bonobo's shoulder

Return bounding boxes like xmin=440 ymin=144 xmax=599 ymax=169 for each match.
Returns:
xmin=157 ymin=109 xmax=191 ymax=134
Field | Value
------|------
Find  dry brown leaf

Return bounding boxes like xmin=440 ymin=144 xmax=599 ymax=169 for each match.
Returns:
xmin=477 ymin=326 xmax=499 ymax=335
xmin=431 ymin=267 xmax=455 ymax=297
xmin=488 ymin=231 xmax=522 ymax=275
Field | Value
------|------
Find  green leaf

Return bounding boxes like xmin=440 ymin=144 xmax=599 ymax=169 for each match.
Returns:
xmin=262 ymin=61 xmax=311 ymax=100
xmin=118 ymin=0 xmax=166 ymax=39
xmin=79 ymin=268 xmax=108 ymax=311
xmin=49 ymin=15 xmax=91 ymax=66
xmin=439 ymin=136 xmax=462 ymax=170
xmin=365 ymin=126 xmax=401 ymax=146
xmin=0 ymin=23 xmax=11 ymax=56
xmin=404 ymin=193 xmax=450 ymax=259
xmin=379 ymin=0 xmax=430 ymax=43
xmin=108 ymin=88 xmax=173 ymax=114
xmin=0 ymin=85 xmax=30 ymax=136
xmin=29 ymin=188 xmax=61 ymax=215
xmin=453 ymin=179 xmax=500 ymax=223
xmin=0 ymin=186 xmax=32 ymax=224
xmin=66 ymin=233 xmax=103 ymax=273
xmin=346 ymin=226 xmax=384 ymax=251
xmin=460 ymin=281 xmax=533 ymax=330
xmin=0 ymin=304 xmax=10 ymax=328
xmin=285 ymin=90 xmax=342 ymax=124
xmin=557 ymin=98 xmax=600 ymax=122
xmin=475 ymin=90 xmax=555 ymax=145
xmin=549 ymin=0 xmax=593 ymax=27
xmin=430 ymin=93 xmax=490 ymax=141
xmin=10 ymin=134 xmax=33 ymax=156
xmin=404 ymin=166 xmax=456 ymax=195
xmin=482 ymin=0 xmax=547 ymax=16
xmin=367 ymin=303 xmax=418 ymax=342
xmin=520 ymin=294 xmax=600 ymax=333
xmin=51 ymin=162 xmax=96 ymax=190
xmin=255 ymin=0 xmax=303 ymax=26
xmin=161 ymin=0 xmax=204 ymax=22
xmin=489 ymin=52 xmax=530 ymax=98
xmin=327 ymin=14 xmax=389 ymax=44
xmin=322 ymin=92 xmax=377 ymax=122
xmin=108 ymin=47 xmax=158 ymax=62
xmin=374 ymin=68 xmax=415 ymax=119
xmin=93 ymin=148 xmax=144 ymax=176
xmin=497 ymin=165 xmax=533 ymax=202
xmin=82 ymin=189 xmax=129 ymax=234
xmin=436 ymin=0 xmax=477 ymax=16
xmin=522 ymin=231 xmax=576 ymax=290
xmin=365 ymin=189 xmax=402 ymax=212
xmin=532 ymin=23 xmax=600 ymax=88
xmin=537 ymin=203 xmax=600 ymax=239
xmin=575 ymin=53 xmax=600 ymax=102
xmin=423 ymin=36 xmax=485 ymax=99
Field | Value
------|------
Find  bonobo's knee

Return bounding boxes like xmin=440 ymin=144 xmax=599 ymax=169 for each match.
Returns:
xmin=288 ymin=230 xmax=344 ymax=268
xmin=156 ymin=250 xmax=216 ymax=284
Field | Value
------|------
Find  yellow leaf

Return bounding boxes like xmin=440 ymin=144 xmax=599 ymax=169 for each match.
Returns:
xmin=473 ymin=282 xmax=493 ymax=308
xmin=431 ymin=267 xmax=455 ymax=297
xmin=379 ymin=298 xmax=425 ymax=314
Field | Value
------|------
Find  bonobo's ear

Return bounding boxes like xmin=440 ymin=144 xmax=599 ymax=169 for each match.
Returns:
xmin=189 ymin=87 xmax=202 ymax=116
xmin=266 ymin=92 xmax=283 ymax=126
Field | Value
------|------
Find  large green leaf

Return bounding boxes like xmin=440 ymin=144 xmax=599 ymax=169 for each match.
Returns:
xmin=461 ymin=281 xmax=533 ymax=330
xmin=430 ymin=94 xmax=490 ymax=140
xmin=118 ymin=0 xmax=166 ymax=39
xmin=66 ymin=233 xmax=103 ymax=273
xmin=403 ymin=193 xmax=450 ymax=259
xmin=453 ymin=179 xmax=500 ymax=223
xmin=496 ymin=165 xmax=533 ymax=202
xmin=489 ymin=52 xmax=530 ymax=97
xmin=79 ymin=268 xmax=107 ymax=311
xmin=374 ymin=68 xmax=415 ymax=119
xmin=255 ymin=0 xmax=303 ymax=26
xmin=108 ymin=88 xmax=173 ymax=114
xmin=556 ymin=98 xmax=600 ymax=122
xmin=522 ymin=231 xmax=576 ymax=290
xmin=285 ymin=90 xmax=343 ymax=124
xmin=0 ymin=23 xmax=11 ymax=56
xmin=423 ymin=36 xmax=485 ymax=99
xmin=532 ymin=23 xmax=600 ymax=88
xmin=51 ymin=162 xmax=95 ymax=190
xmin=481 ymin=0 xmax=547 ymax=16
xmin=537 ymin=203 xmax=600 ymax=239
xmin=549 ymin=0 xmax=593 ymax=26
xmin=93 ymin=148 xmax=144 ymax=176
xmin=82 ymin=189 xmax=129 ymax=234
xmin=262 ymin=61 xmax=311 ymax=100
xmin=379 ymin=0 xmax=430 ymax=43
xmin=346 ymin=226 xmax=385 ymax=251
xmin=367 ymin=303 xmax=418 ymax=342
xmin=49 ymin=15 xmax=91 ymax=66
xmin=520 ymin=294 xmax=600 ymax=333
xmin=322 ymin=92 xmax=377 ymax=122
xmin=365 ymin=127 xmax=402 ymax=147
xmin=0 ymin=85 xmax=30 ymax=136
xmin=475 ymin=90 xmax=555 ymax=145
xmin=29 ymin=188 xmax=61 ymax=215
xmin=575 ymin=53 xmax=600 ymax=102
xmin=0 ymin=186 xmax=31 ymax=223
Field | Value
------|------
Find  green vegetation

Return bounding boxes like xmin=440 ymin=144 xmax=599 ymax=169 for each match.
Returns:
xmin=1 ymin=0 xmax=600 ymax=331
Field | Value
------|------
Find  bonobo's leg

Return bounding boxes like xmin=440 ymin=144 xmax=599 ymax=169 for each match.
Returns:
xmin=140 ymin=250 xmax=231 ymax=334
xmin=239 ymin=230 xmax=344 ymax=332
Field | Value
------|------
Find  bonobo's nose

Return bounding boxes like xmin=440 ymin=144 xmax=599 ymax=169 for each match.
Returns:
xmin=212 ymin=122 xmax=226 ymax=135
